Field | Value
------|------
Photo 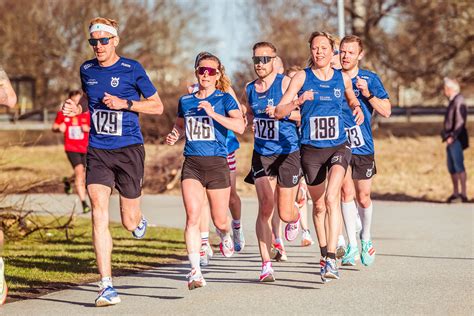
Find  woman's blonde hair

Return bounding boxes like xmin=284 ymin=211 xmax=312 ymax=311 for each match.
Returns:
xmin=196 ymin=53 xmax=231 ymax=93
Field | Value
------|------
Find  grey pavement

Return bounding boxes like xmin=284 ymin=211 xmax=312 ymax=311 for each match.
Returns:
xmin=1 ymin=195 xmax=473 ymax=315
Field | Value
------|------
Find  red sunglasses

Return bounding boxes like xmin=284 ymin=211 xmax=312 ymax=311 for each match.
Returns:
xmin=197 ymin=66 xmax=218 ymax=76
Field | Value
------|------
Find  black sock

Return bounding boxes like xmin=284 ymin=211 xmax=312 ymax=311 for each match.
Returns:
xmin=327 ymin=252 xmax=336 ymax=260
xmin=320 ymin=246 xmax=328 ymax=258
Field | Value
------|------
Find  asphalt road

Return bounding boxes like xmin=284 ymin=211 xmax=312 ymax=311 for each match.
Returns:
xmin=1 ymin=195 xmax=473 ymax=315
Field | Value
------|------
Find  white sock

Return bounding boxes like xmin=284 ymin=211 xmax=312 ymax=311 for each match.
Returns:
xmin=275 ymin=237 xmax=283 ymax=246
xmin=200 ymin=232 xmax=209 ymax=245
xmin=356 ymin=212 xmax=363 ymax=232
xmin=337 ymin=234 xmax=346 ymax=248
xmin=232 ymin=219 xmax=241 ymax=229
xmin=342 ymin=200 xmax=358 ymax=246
xmin=100 ymin=276 xmax=113 ymax=288
xmin=188 ymin=252 xmax=201 ymax=270
xmin=358 ymin=203 xmax=373 ymax=241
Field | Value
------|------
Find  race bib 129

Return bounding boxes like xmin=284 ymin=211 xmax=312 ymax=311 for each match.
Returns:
xmin=92 ymin=110 xmax=123 ymax=136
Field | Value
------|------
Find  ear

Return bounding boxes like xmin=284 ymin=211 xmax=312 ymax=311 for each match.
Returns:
xmin=358 ymin=50 xmax=364 ymax=61
xmin=113 ymin=36 xmax=120 ymax=47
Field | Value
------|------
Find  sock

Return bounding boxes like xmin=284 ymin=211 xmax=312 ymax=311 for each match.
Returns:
xmin=320 ymin=246 xmax=328 ymax=258
xmin=275 ymin=237 xmax=283 ymax=246
xmin=342 ymin=200 xmax=358 ymax=246
xmin=100 ymin=276 xmax=113 ymax=288
xmin=232 ymin=219 xmax=241 ymax=229
xmin=327 ymin=252 xmax=336 ymax=260
xmin=200 ymin=232 xmax=209 ymax=245
xmin=337 ymin=234 xmax=346 ymax=248
xmin=188 ymin=252 xmax=200 ymax=270
xmin=356 ymin=212 xmax=363 ymax=232
xmin=358 ymin=203 xmax=373 ymax=241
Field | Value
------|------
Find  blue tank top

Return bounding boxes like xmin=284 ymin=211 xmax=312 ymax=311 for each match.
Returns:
xmin=191 ymin=84 xmax=240 ymax=155
xmin=80 ymin=57 xmax=157 ymax=150
xmin=341 ymin=69 xmax=389 ymax=155
xmin=299 ymin=68 xmax=347 ymax=148
xmin=178 ymin=90 xmax=239 ymax=158
xmin=246 ymin=74 xmax=299 ymax=155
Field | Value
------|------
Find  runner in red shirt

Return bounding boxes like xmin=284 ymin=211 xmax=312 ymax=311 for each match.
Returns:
xmin=53 ymin=90 xmax=91 ymax=213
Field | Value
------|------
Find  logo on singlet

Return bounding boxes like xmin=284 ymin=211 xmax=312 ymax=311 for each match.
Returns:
xmin=267 ymin=99 xmax=274 ymax=107
xmin=334 ymin=88 xmax=341 ymax=98
xmin=354 ymin=89 xmax=360 ymax=97
xmin=111 ymin=77 xmax=120 ymax=88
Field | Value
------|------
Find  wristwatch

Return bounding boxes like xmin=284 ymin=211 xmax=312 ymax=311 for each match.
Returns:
xmin=367 ymin=94 xmax=375 ymax=101
xmin=127 ymin=99 xmax=133 ymax=110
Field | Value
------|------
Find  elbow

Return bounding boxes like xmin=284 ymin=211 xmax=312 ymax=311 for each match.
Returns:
xmin=153 ymin=104 xmax=164 ymax=115
xmin=235 ymin=121 xmax=245 ymax=135
xmin=382 ymin=109 xmax=391 ymax=118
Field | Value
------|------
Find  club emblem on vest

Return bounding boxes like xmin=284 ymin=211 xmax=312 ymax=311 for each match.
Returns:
xmin=354 ymin=89 xmax=360 ymax=97
xmin=292 ymin=175 xmax=299 ymax=185
xmin=334 ymin=88 xmax=341 ymax=98
xmin=366 ymin=168 xmax=373 ymax=178
xmin=331 ymin=155 xmax=341 ymax=164
xmin=267 ymin=98 xmax=274 ymax=107
xmin=111 ymin=77 xmax=120 ymax=88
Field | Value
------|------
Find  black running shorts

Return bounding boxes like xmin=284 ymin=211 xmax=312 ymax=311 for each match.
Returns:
xmin=350 ymin=154 xmax=377 ymax=180
xmin=301 ymin=142 xmax=351 ymax=186
xmin=66 ymin=151 xmax=86 ymax=168
xmin=86 ymin=144 xmax=145 ymax=199
xmin=248 ymin=150 xmax=302 ymax=188
xmin=181 ymin=156 xmax=230 ymax=189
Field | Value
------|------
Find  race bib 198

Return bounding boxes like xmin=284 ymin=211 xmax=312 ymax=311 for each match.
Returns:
xmin=185 ymin=116 xmax=216 ymax=141
xmin=68 ymin=126 xmax=84 ymax=140
xmin=345 ymin=125 xmax=365 ymax=148
xmin=254 ymin=118 xmax=279 ymax=141
xmin=310 ymin=116 xmax=339 ymax=140
xmin=92 ymin=110 xmax=123 ymax=136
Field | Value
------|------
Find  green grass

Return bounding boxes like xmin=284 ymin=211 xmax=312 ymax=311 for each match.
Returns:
xmin=3 ymin=216 xmax=186 ymax=300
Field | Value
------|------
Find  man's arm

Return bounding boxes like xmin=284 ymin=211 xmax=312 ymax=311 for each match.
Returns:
xmin=102 ymin=92 xmax=164 ymax=115
xmin=0 ymin=67 xmax=17 ymax=108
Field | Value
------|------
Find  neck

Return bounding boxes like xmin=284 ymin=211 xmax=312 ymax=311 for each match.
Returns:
xmin=312 ymin=64 xmax=333 ymax=79
xmin=257 ymin=72 xmax=277 ymax=89
xmin=196 ymin=85 xmax=216 ymax=98
xmin=344 ymin=65 xmax=359 ymax=78
xmin=98 ymin=53 xmax=120 ymax=67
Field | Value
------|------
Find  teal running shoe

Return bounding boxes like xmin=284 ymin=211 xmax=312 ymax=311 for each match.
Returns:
xmin=342 ymin=244 xmax=359 ymax=266
xmin=361 ymin=239 xmax=375 ymax=266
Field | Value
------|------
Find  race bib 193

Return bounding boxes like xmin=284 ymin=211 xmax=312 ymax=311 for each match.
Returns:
xmin=92 ymin=110 xmax=123 ymax=136
xmin=254 ymin=118 xmax=279 ymax=141
xmin=185 ymin=116 xmax=216 ymax=141
xmin=68 ymin=126 xmax=84 ymax=140
xmin=345 ymin=125 xmax=365 ymax=148
xmin=310 ymin=116 xmax=339 ymax=140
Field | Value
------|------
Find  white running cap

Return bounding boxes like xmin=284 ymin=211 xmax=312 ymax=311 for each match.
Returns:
xmin=89 ymin=23 xmax=118 ymax=36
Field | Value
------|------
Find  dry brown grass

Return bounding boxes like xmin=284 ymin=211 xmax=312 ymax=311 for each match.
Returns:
xmin=1 ymin=136 xmax=472 ymax=202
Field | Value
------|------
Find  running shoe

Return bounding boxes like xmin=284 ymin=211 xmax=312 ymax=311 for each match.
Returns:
xmin=284 ymin=213 xmax=301 ymax=242
xmin=82 ymin=201 xmax=91 ymax=214
xmin=301 ymin=229 xmax=314 ymax=247
xmin=319 ymin=257 xmax=330 ymax=283
xmin=342 ymin=244 xmax=359 ymax=266
xmin=272 ymin=243 xmax=288 ymax=262
xmin=132 ymin=216 xmax=148 ymax=239
xmin=63 ymin=177 xmax=73 ymax=195
xmin=95 ymin=285 xmax=121 ymax=307
xmin=446 ymin=194 xmax=462 ymax=203
xmin=460 ymin=195 xmax=469 ymax=203
xmin=0 ymin=258 xmax=7 ymax=305
xmin=324 ymin=258 xmax=340 ymax=280
xmin=259 ymin=261 xmax=275 ymax=282
xmin=187 ymin=268 xmax=206 ymax=290
xmin=232 ymin=226 xmax=245 ymax=252
xmin=219 ymin=235 xmax=234 ymax=258
xmin=361 ymin=239 xmax=376 ymax=266
xmin=200 ymin=243 xmax=213 ymax=266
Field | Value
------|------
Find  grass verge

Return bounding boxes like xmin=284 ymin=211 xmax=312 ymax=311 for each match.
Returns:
xmin=4 ymin=216 xmax=186 ymax=302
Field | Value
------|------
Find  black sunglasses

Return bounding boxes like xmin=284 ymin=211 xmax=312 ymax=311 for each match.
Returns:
xmin=252 ymin=56 xmax=275 ymax=65
xmin=88 ymin=37 xmax=115 ymax=46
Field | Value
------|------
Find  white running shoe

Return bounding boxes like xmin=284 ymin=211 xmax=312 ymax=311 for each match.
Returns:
xmin=259 ymin=261 xmax=275 ymax=282
xmin=200 ymin=243 xmax=213 ymax=266
xmin=284 ymin=213 xmax=301 ymax=242
xmin=301 ymin=230 xmax=315 ymax=247
xmin=219 ymin=236 xmax=234 ymax=258
xmin=187 ymin=268 xmax=206 ymax=290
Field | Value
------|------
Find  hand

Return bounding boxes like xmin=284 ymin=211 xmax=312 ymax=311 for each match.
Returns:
xmin=197 ymin=101 xmax=215 ymax=116
xmin=297 ymin=90 xmax=315 ymax=106
xmin=355 ymin=76 xmax=370 ymax=98
xmin=81 ymin=124 xmax=91 ymax=133
xmin=59 ymin=123 xmax=66 ymax=133
xmin=265 ymin=106 xmax=276 ymax=118
xmin=353 ymin=106 xmax=364 ymax=125
xmin=166 ymin=128 xmax=180 ymax=145
xmin=103 ymin=92 xmax=126 ymax=110
xmin=447 ymin=136 xmax=454 ymax=145
xmin=62 ymin=98 xmax=80 ymax=117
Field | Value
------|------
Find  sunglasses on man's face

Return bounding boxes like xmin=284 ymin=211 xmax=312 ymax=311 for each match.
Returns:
xmin=252 ymin=56 xmax=275 ymax=65
xmin=197 ymin=66 xmax=218 ymax=76
xmin=88 ymin=37 xmax=115 ymax=46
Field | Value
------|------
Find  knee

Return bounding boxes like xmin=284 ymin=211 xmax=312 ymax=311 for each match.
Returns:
xmin=325 ymin=192 xmax=339 ymax=209
xmin=357 ymin=194 xmax=371 ymax=208
xmin=341 ymin=186 xmax=355 ymax=202
xmin=313 ymin=202 xmax=326 ymax=216
xmin=185 ymin=210 xmax=200 ymax=229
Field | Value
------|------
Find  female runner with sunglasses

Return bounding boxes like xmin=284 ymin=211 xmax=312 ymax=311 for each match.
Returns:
xmin=187 ymin=52 xmax=246 ymax=267
xmin=275 ymin=31 xmax=364 ymax=282
xmin=167 ymin=54 xmax=245 ymax=290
